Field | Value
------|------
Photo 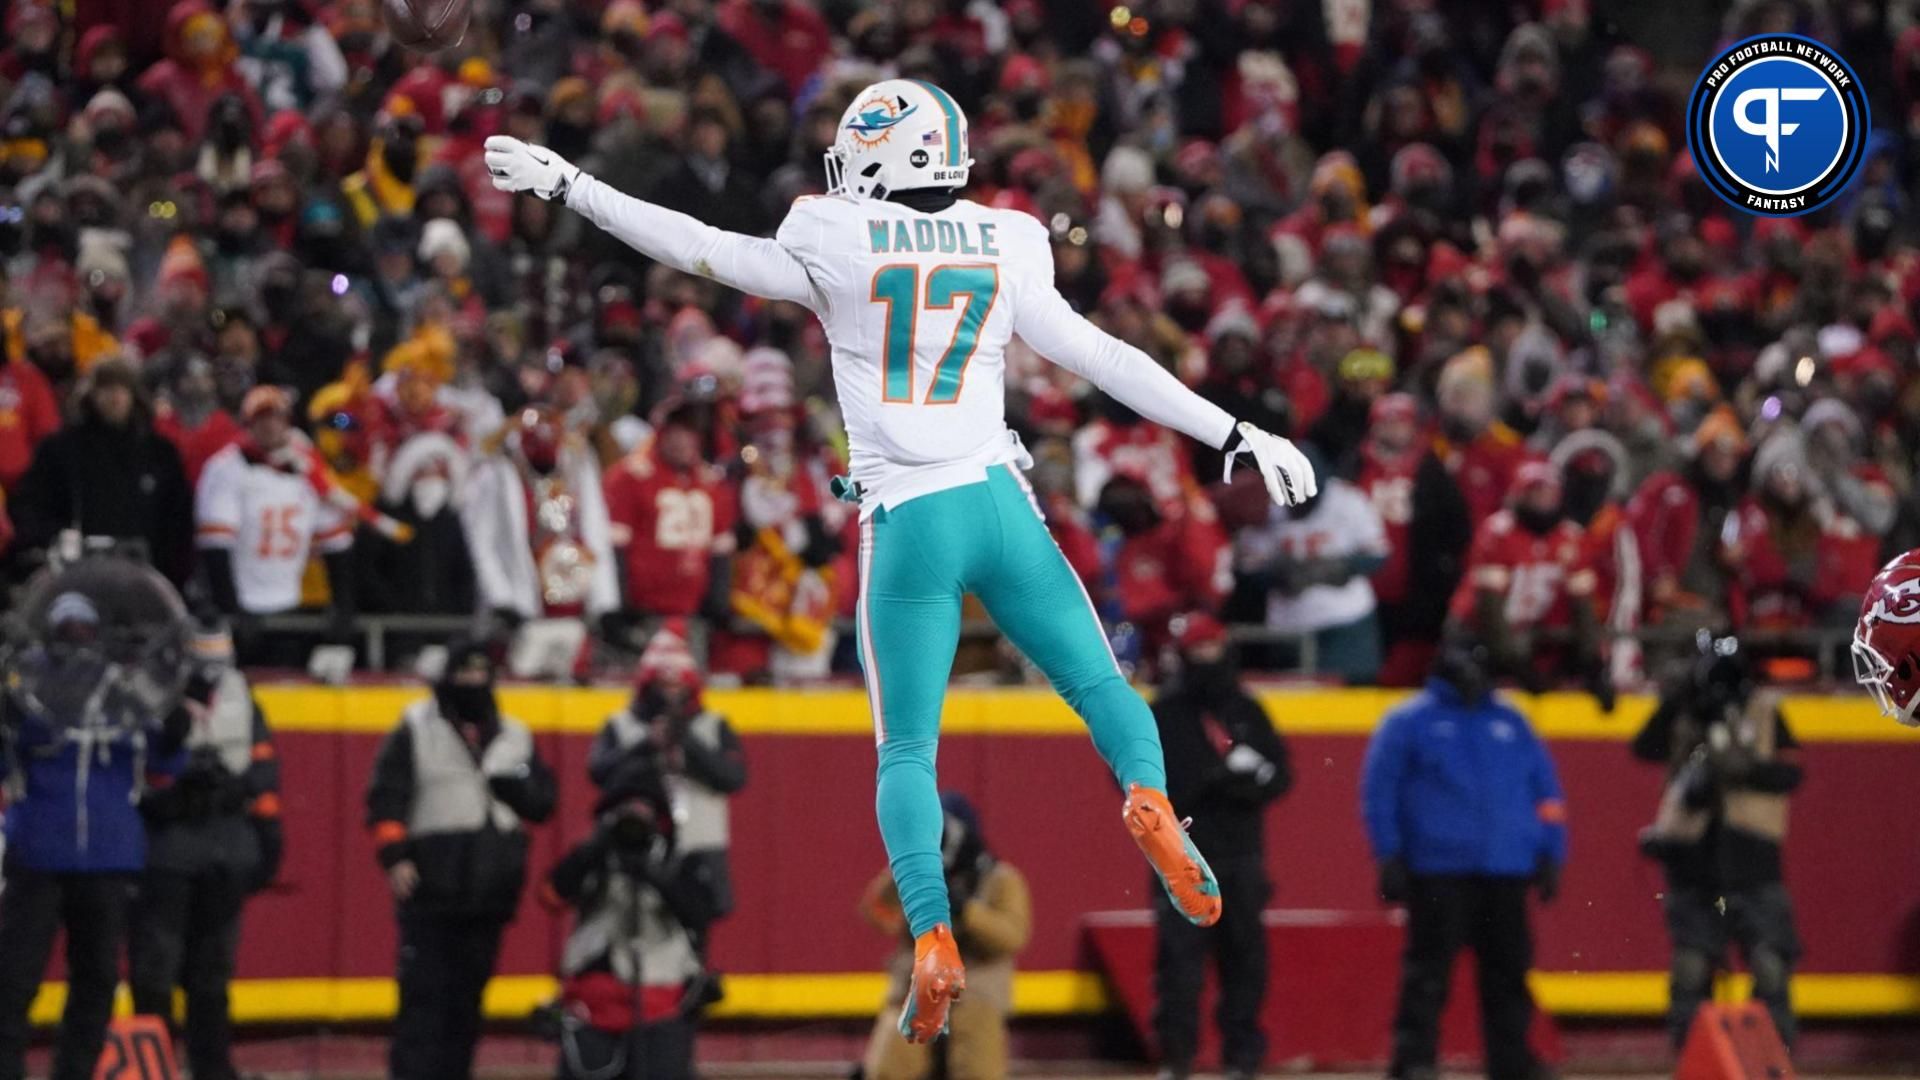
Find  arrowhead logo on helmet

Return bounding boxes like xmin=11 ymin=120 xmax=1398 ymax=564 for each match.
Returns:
xmin=1870 ymin=582 xmax=1920 ymax=624
xmin=1854 ymin=550 xmax=1920 ymax=726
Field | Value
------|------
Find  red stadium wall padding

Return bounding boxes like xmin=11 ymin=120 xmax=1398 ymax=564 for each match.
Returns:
xmin=257 ymin=730 xmax=1920 ymax=982
xmin=1083 ymin=912 xmax=1565 ymax=1069
xmin=33 ymin=687 xmax=1920 ymax=1025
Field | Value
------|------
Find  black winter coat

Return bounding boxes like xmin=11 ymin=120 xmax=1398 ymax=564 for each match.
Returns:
xmin=11 ymin=413 xmax=192 ymax=583
xmin=1152 ymin=681 xmax=1292 ymax=861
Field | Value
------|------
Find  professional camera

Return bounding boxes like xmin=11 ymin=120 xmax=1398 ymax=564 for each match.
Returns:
xmin=2 ymin=556 xmax=188 ymax=735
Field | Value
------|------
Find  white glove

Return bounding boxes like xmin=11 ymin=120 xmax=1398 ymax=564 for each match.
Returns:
xmin=1224 ymin=421 xmax=1318 ymax=507
xmin=1224 ymin=744 xmax=1278 ymax=785
xmin=484 ymin=135 xmax=580 ymax=202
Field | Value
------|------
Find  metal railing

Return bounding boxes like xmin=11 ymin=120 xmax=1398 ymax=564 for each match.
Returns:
xmin=254 ymin=612 xmax=1859 ymax=685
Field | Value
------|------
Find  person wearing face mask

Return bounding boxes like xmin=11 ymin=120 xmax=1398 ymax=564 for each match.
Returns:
xmin=197 ymin=93 xmax=257 ymax=195
xmin=1363 ymin=635 xmax=1566 ymax=1080
xmin=1446 ymin=460 xmax=1603 ymax=693
xmin=342 ymin=112 xmax=428 ymax=229
xmin=1147 ymin=613 xmax=1289 ymax=1080
xmin=1232 ymin=442 xmax=1389 ymax=683
xmin=1357 ymin=394 xmax=1473 ymax=686
xmin=859 ymin=791 xmax=1031 ymax=1080
xmin=1273 ymin=151 xmax=1370 ymax=257
xmin=1096 ymin=474 xmax=1230 ymax=675
xmin=545 ymin=768 xmax=714 ymax=1080
xmin=589 ymin=623 xmax=746 ymax=955
xmin=1552 ymin=436 xmax=1640 ymax=687
xmin=129 ymin=621 xmax=282 ymax=1080
xmin=0 ymin=587 xmax=191 ymax=1080
xmin=365 ymin=638 xmax=557 ymax=1080
xmin=357 ymin=345 xmax=475 ymax=619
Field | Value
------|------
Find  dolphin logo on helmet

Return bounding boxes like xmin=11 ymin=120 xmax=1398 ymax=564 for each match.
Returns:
xmin=826 ymin=79 xmax=972 ymax=201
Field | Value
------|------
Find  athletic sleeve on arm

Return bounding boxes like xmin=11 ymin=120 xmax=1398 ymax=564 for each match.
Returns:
xmin=1010 ymin=226 xmax=1235 ymax=450
xmin=564 ymin=173 xmax=820 ymax=309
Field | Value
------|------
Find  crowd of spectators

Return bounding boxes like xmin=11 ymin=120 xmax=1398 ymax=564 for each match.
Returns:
xmin=3 ymin=0 xmax=1919 ymax=686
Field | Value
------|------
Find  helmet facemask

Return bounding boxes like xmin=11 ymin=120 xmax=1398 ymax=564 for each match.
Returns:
xmin=1853 ymin=623 xmax=1920 ymax=726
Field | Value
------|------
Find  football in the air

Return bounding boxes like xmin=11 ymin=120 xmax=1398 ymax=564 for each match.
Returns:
xmin=382 ymin=0 xmax=471 ymax=51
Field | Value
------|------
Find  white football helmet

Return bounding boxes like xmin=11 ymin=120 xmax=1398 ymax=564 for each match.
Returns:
xmin=825 ymin=78 xmax=972 ymax=200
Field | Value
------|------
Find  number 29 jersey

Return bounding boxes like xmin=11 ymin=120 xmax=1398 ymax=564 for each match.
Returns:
xmin=775 ymin=195 xmax=1058 ymax=513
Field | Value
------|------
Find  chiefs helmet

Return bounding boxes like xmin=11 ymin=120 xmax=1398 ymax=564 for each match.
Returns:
xmin=1853 ymin=550 xmax=1920 ymax=726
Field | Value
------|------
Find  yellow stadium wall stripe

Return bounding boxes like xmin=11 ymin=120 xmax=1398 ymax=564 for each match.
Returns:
xmin=29 ymin=971 xmax=1919 ymax=1025
xmin=254 ymin=685 xmax=1920 ymax=742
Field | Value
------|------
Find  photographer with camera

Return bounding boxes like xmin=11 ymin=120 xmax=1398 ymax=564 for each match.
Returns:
xmin=545 ymin=769 xmax=715 ymax=1080
xmin=365 ymin=638 xmax=557 ymax=1080
xmin=858 ymin=792 xmax=1031 ymax=1080
xmin=0 ymin=591 xmax=189 ymax=1080
xmin=130 ymin=621 xmax=282 ymax=1080
xmin=1634 ymin=632 xmax=1803 ymax=1050
xmin=589 ymin=623 xmax=746 ymax=946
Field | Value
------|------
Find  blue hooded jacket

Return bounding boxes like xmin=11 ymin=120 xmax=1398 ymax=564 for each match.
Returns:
xmin=3 ymin=673 xmax=184 ymax=875
xmin=1360 ymin=678 xmax=1567 ymax=877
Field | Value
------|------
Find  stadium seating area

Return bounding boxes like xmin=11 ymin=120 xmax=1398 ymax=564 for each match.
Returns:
xmin=4 ymin=0 xmax=1919 ymax=687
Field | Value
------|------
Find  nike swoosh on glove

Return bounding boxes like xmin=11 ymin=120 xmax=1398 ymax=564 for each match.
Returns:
xmin=1223 ymin=421 xmax=1318 ymax=507
xmin=484 ymin=135 xmax=580 ymax=202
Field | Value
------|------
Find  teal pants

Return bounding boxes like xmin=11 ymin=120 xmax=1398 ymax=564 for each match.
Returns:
xmin=856 ymin=466 xmax=1167 ymax=938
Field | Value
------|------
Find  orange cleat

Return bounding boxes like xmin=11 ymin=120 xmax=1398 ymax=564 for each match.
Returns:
xmin=897 ymin=923 xmax=966 ymax=1043
xmin=1124 ymin=783 xmax=1222 ymax=927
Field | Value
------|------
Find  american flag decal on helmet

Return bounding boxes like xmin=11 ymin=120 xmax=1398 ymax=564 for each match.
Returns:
xmin=922 ymin=129 xmax=943 ymax=146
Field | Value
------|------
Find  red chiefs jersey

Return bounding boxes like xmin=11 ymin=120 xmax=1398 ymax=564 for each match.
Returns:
xmin=1626 ymin=470 xmax=1698 ymax=601
xmin=1434 ymin=424 xmax=1527 ymax=525
xmin=603 ymin=450 xmax=738 ymax=617
xmin=0 ymin=359 xmax=59 ymax=491
xmin=1356 ymin=444 xmax=1420 ymax=604
xmin=155 ymin=408 xmax=241 ymax=488
xmin=1448 ymin=510 xmax=1595 ymax=631
xmin=1579 ymin=504 xmax=1641 ymax=632
xmin=1109 ymin=515 xmax=1229 ymax=634
xmin=1072 ymin=418 xmax=1202 ymax=516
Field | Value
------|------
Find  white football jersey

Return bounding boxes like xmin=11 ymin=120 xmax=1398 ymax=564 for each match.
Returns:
xmin=195 ymin=445 xmax=352 ymax=614
xmin=564 ymin=177 xmax=1236 ymax=516
xmin=1238 ymin=479 xmax=1388 ymax=633
xmin=777 ymin=196 xmax=1044 ymax=509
